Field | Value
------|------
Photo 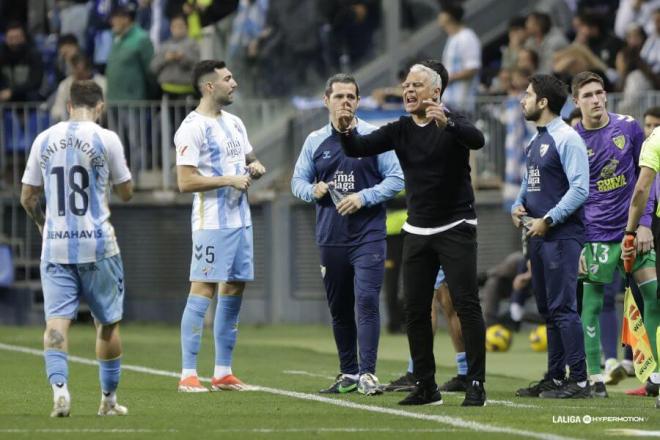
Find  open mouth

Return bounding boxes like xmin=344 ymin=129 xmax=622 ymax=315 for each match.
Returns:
xmin=405 ymin=95 xmax=418 ymax=105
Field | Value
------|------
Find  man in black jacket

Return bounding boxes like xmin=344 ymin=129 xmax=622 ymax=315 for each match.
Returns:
xmin=0 ymin=21 xmax=44 ymax=102
xmin=340 ymin=60 xmax=487 ymax=407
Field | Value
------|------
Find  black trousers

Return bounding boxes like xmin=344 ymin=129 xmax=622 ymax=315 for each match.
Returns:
xmin=384 ymin=233 xmax=404 ymax=332
xmin=402 ymin=223 xmax=486 ymax=385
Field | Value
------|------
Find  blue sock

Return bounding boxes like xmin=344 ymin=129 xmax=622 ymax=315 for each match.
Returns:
xmin=407 ymin=357 xmax=413 ymax=374
xmin=214 ymin=295 xmax=243 ymax=367
xmin=98 ymin=358 xmax=121 ymax=393
xmin=456 ymin=352 xmax=468 ymax=376
xmin=44 ymin=350 xmax=68 ymax=384
xmin=181 ymin=295 xmax=211 ymax=370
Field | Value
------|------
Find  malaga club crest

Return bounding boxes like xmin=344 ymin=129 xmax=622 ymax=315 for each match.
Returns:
xmin=612 ymin=135 xmax=626 ymax=150
xmin=539 ymin=144 xmax=549 ymax=157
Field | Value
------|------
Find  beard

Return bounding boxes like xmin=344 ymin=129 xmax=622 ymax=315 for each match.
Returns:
xmin=523 ymin=106 xmax=542 ymax=122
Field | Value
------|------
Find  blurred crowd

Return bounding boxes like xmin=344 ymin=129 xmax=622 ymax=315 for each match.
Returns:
xmin=0 ymin=0 xmax=395 ymax=107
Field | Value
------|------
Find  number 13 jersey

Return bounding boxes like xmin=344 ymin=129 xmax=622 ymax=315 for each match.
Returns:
xmin=22 ymin=121 xmax=132 ymax=264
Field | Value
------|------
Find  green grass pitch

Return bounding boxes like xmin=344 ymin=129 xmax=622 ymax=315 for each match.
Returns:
xmin=0 ymin=324 xmax=658 ymax=439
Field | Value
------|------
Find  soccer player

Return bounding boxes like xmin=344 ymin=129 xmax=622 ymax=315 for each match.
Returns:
xmin=291 ymin=73 xmax=404 ymax=395
xmin=645 ymin=107 xmax=660 ymax=139
xmin=512 ymin=74 xmax=591 ymax=399
xmin=385 ymin=268 xmax=469 ymax=393
xmin=340 ymin=60 xmax=487 ymax=407
xmin=175 ymin=60 xmax=266 ymax=392
xmin=571 ymin=71 xmax=657 ymax=397
xmin=20 ymin=80 xmax=134 ymax=417
xmin=623 ymin=125 xmax=660 ymax=409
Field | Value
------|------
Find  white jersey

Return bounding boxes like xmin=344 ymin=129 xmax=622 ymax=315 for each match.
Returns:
xmin=22 ymin=121 xmax=132 ymax=264
xmin=174 ymin=110 xmax=253 ymax=231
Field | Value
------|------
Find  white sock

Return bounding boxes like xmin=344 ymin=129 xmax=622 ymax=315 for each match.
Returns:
xmin=590 ymin=374 xmax=604 ymax=383
xmin=101 ymin=390 xmax=117 ymax=405
xmin=510 ymin=303 xmax=524 ymax=322
xmin=650 ymin=373 xmax=660 ymax=385
xmin=214 ymin=365 xmax=232 ymax=378
xmin=181 ymin=368 xmax=197 ymax=380
xmin=577 ymin=381 xmax=587 ymax=388
xmin=52 ymin=383 xmax=70 ymax=401
xmin=342 ymin=373 xmax=359 ymax=381
xmin=553 ymin=379 xmax=562 ymax=386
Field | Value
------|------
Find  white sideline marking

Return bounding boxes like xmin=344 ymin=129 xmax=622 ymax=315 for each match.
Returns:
xmin=215 ymin=428 xmax=457 ymax=433
xmin=0 ymin=342 xmax=577 ymax=440
xmin=606 ymin=429 xmax=660 ymax=437
xmin=0 ymin=429 xmax=178 ymax=433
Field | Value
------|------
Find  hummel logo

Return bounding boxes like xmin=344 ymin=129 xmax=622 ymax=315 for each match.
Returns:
xmin=103 ymin=392 xmax=111 ymax=397
xmin=194 ymin=245 xmax=203 ymax=260
xmin=56 ymin=383 xmax=64 ymax=388
xmin=194 ymin=253 xmax=202 ymax=260
xmin=586 ymin=326 xmax=596 ymax=338
xmin=194 ymin=245 xmax=203 ymax=251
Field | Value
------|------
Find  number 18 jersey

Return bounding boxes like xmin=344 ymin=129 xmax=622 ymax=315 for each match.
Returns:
xmin=22 ymin=121 xmax=132 ymax=264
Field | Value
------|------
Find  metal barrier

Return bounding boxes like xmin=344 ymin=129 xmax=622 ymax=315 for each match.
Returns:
xmin=0 ymin=97 xmax=287 ymax=193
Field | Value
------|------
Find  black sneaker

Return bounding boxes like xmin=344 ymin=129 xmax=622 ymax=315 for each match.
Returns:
xmin=398 ymin=383 xmax=443 ymax=405
xmin=656 ymin=395 xmax=660 ymax=409
xmin=439 ymin=375 xmax=467 ymax=392
xmin=462 ymin=380 xmax=486 ymax=407
xmin=647 ymin=382 xmax=660 ymax=397
xmin=319 ymin=374 xmax=358 ymax=394
xmin=515 ymin=378 xmax=562 ymax=397
xmin=540 ymin=380 xmax=591 ymax=399
xmin=383 ymin=372 xmax=416 ymax=392
xmin=591 ymin=381 xmax=608 ymax=398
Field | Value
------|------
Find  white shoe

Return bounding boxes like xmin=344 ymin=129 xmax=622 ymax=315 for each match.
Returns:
xmin=604 ymin=359 xmax=627 ymax=385
xmin=358 ymin=373 xmax=383 ymax=396
xmin=50 ymin=395 xmax=71 ymax=417
xmin=97 ymin=400 xmax=128 ymax=416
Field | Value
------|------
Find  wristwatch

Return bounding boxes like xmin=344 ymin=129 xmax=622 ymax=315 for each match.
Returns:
xmin=544 ymin=216 xmax=553 ymax=226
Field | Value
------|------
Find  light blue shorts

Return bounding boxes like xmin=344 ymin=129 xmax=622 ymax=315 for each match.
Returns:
xmin=434 ymin=267 xmax=446 ymax=290
xmin=41 ymin=254 xmax=125 ymax=324
xmin=190 ymin=226 xmax=254 ymax=282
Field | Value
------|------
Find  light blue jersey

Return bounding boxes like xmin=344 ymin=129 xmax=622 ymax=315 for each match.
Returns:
xmin=175 ymin=110 xmax=253 ymax=231
xmin=22 ymin=121 xmax=132 ymax=264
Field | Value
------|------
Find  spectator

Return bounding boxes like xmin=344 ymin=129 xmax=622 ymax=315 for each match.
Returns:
xmin=105 ymin=3 xmax=156 ymax=101
xmin=438 ymin=2 xmax=481 ymax=114
xmin=501 ymin=16 xmax=528 ymax=70
xmin=51 ymin=54 xmax=107 ymax=122
xmin=166 ymin=0 xmax=239 ymax=40
xmin=321 ymin=0 xmax=380 ymax=70
xmin=624 ymin=23 xmax=648 ymax=52
xmin=524 ymin=12 xmax=569 ymax=74
xmin=54 ymin=34 xmax=81 ymax=84
xmin=516 ymin=47 xmax=539 ymax=72
xmin=641 ymin=8 xmax=660 ymax=73
xmin=552 ymin=44 xmax=614 ymax=91
xmin=501 ymin=67 xmax=534 ymax=211
xmin=255 ymin=0 xmax=324 ymax=96
xmin=226 ymin=0 xmax=268 ymax=94
xmin=57 ymin=0 xmax=91 ymax=52
xmin=615 ymin=46 xmax=659 ymax=117
xmin=0 ymin=21 xmax=45 ymax=102
xmin=150 ymin=14 xmax=199 ymax=98
xmin=573 ymin=12 xmax=624 ymax=68
xmin=615 ymin=0 xmax=660 ymax=39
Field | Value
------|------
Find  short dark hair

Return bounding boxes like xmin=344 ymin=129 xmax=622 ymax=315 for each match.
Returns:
xmin=324 ymin=73 xmax=360 ymax=98
xmin=57 ymin=34 xmax=78 ymax=48
xmin=419 ymin=59 xmax=449 ymax=98
xmin=509 ymin=16 xmax=527 ymax=30
xmin=568 ymin=107 xmax=582 ymax=121
xmin=519 ymin=48 xmax=539 ymax=70
xmin=577 ymin=11 xmax=606 ymax=33
xmin=110 ymin=3 xmax=137 ymax=19
xmin=440 ymin=2 xmax=464 ymax=23
xmin=528 ymin=12 xmax=552 ymax=35
xmin=529 ymin=74 xmax=568 ymax=115
xmin=192 ymin=60 xmax=227 ymax=97
xmin=644 ymin=106 xmax=660 ymax=119
xmin=571 ymin=71 xmax=605 ymax=97
xmin=70 ymin=80 xmax=104 ymax=108
xmin=4 ymin=21 xmax=25 ymax=34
